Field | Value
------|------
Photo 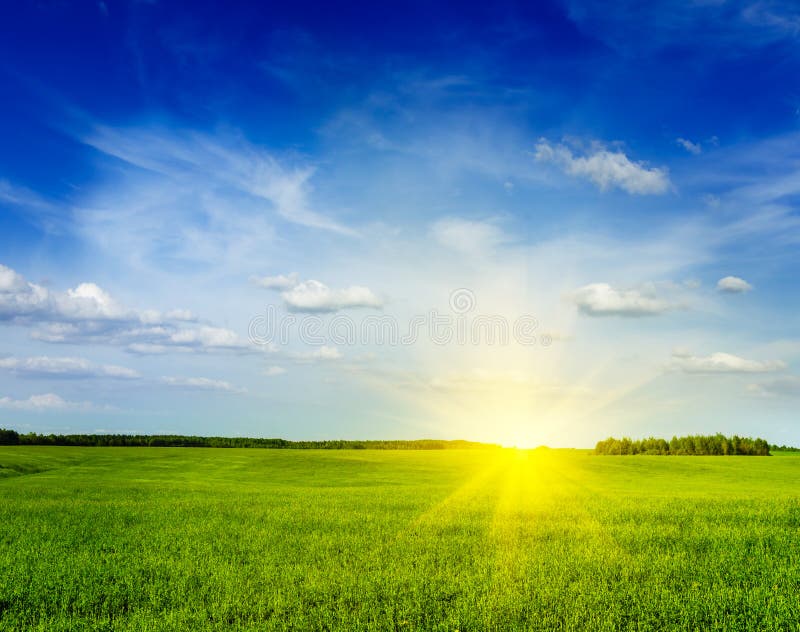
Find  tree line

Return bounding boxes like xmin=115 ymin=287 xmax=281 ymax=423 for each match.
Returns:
xmin=0 ymin=428 xmax=497 ymax=450
xmin=595 ymin=434 xmax=771 ymax=456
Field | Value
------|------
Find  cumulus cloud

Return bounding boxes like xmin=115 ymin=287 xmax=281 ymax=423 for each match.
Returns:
xmin=717 ymin=276 xmax=753 ymax=293
xmin=0 ymin=264 xmax=51 ymax=320
xmin=281 ymin=280 xmax=382 ymax=313
xmin=570 ymin=283 xmax=677 ymax=317
xmin=166 ymin=326 xmax=243 ymax=349
xmin=59 ymin=283 xmax=129 ymax=320
xmin=670 ymin=350 xmax=786 ymax=374
xmin=0 ymin=263 xmax=248 ymax=353
xmin=0 ymin=356 xmax=140 ymax=379
xmin=534 ymin=139 xmax=670 ymax=195
xmin=0 ymin=265 xmax=27 ymax=292
xmin=251 ymin=273 xmax=299 ymax=290
xmin=0 ymin=393 xmax=95 ymax=411
xmin=264 ymin=366 xmax=287 ymax=376
xmin=676 ymin=138 xmax=702 ymax=155
xmin=430 ymin=217 xmax=508 ymax=254
xmin=253 ymin=272 xmax=382 ymax=313
xmin=0 ymin=264 xmax=130 ymax=323
xmin=0 ymin=265 xmax=152 ymax=324
xmin=160 ymin=376 xmax=246 ymax=393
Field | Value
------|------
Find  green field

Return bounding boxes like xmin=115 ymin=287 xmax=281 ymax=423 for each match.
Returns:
xmin=1 ymin=447 xmax=799 ymax=631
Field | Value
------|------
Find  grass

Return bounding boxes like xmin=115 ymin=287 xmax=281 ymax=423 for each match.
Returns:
xmin=1 ymin=446 xmax=799 ymax=631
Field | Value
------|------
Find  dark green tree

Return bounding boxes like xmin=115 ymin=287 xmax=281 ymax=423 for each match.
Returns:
xmin=0 ymin=428 xmax=19 ymax=445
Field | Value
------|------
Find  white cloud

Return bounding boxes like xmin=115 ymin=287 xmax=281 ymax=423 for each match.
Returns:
xmin=291 ymin=345 xmax=342 ymax=361
xmin=281 ymin=280 xmax=382 ymax=313
xmin=42 ymin=320 xmax=250 ymax=353
xmin=251 ymin=273 xmax=299 ymax=290
xmin=59 ymin=283 xmax=129 ymax=320
xmin=0 ymin=264 xmax=134 ymax=323
xmin=676 ymin=137 xmax=702 ymax=155
xmin=430 ymin=217 xmax=508 ymax=255
xmin=264 ymin=366 xmax=287 ymax=376
xmin=571 ymin=282 xmax=677 ymax=317
xmin=0 ymin=393 xmax=94 ymax=411
xmin=126 ymin=343 xmax=169 ymax=355
xmin=164 ymin=309 xmax=196 ymax=322
xmin=0 ymin=264 xmax=52 ymax=320
xmin=166 ymin=326 xmax=245 ymax=349
xmin=0 ymin=356 xmax=140 ymax=379
xmin=717 ymin=276 xmax=753 ymax=293
xmin=252 ymin=273 xmax=382 ymax=312
xmin=534 ymin=139 xmax=670 ymax=195
xmin=160 ymin=376 xmax=246 ymax=393
xmin=0 ymin=263 xmax=249 ymax=353
xmin=100 ymin=364 xmax=141 ymax=379
xmin=670 ymin=350 xmax=785 ymax=374
xmin=0 ymin=264 xmax=28 ymax=292
xmin=312 ymin=346 xmax=342 ymax=360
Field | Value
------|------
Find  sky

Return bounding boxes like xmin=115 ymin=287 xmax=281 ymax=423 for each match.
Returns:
xmin=1 ymin=0 xmax=800 ymax=447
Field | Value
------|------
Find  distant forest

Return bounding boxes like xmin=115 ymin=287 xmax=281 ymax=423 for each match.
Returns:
xmin=0 ymin=429 xmax=496 ymax=450
xmin=595 ymin=434 xmax=771 ymax=456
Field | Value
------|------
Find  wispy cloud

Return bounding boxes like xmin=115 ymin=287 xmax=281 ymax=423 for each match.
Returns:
xmin=430 ymin=217 xmax=509 ymax=255
xmin=0 ymin=356 xmax=140 ymax=379
xmin=742 ymin=2 xmax=800 ymax=36
xmin=79 ymin=125 xmax=356 ymax=237
xmin=748 ymin=376 xmax=800 ymax=397
xmin=250 ymin=273 xmax=299 ymax=290
xmin=0 ymin=393 xmax=98 ymax=411
xmin=676 ymin=137 xmax=702 ymax=155
xmin=564 ymin=0 xmax=800 ymax=54
xmin=670 ymin=349 xmax=785 ymax=374
xmin=160 ymin=376 xmax=247 ymax=393
xmin=0 ymin=180 xmax=66 ymax=233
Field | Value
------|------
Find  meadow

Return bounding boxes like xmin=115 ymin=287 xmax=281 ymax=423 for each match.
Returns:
xmin=1 ymin=446 xmax=799 ymax=631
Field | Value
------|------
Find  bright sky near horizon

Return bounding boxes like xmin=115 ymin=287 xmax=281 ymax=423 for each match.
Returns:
xmin=1 ymin=1 xmax=800 ymax=446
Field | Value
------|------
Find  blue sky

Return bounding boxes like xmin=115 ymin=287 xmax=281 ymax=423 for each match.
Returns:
xmin=1 ymin=0 xmax=800 ymax=446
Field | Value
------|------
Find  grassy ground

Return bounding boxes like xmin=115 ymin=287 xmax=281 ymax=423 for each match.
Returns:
xmin=1 ymin=446 xmax=799 ymax=631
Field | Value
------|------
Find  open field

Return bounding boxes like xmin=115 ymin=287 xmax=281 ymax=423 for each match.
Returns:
xmin=1 ymin=447 xmax=799 ymax=631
